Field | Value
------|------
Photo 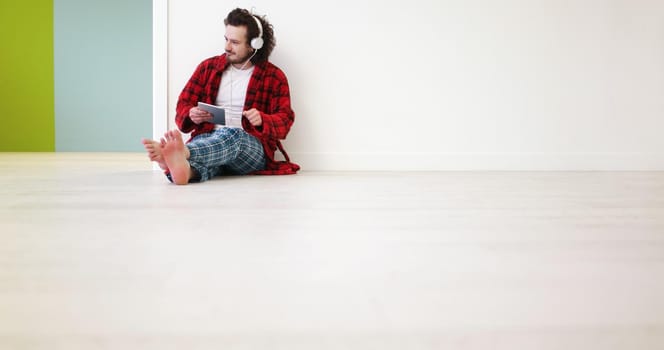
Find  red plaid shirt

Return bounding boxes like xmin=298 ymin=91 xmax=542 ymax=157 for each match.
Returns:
xmin=175 ymin=54 xmax=300 ymax=175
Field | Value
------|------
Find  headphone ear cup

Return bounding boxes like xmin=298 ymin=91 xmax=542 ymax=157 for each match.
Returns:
xmin=251 ymin=37 xmax=264 ymax=50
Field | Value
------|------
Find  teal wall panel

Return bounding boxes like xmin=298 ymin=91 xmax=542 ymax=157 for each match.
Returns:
xmin=54 ymin=0 xmax=152 ymax=151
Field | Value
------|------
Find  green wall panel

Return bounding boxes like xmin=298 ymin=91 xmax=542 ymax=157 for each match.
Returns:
xmin=54 ymin=0 xmax=152 ymax=151
xmin=0 ymin=0 xmax=55 ymax=151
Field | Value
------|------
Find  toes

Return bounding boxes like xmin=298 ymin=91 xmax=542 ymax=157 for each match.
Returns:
xmin=141 ymin=138 xmax=154 ymax=146
xmin=173 ymin=131 xmax=183 ymax=142
xmin=162 ymin=130 xmax=185 ymax=144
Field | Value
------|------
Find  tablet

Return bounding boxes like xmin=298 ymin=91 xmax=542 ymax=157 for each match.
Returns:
xmin=197 ymin=102 xmax=226 ymax=125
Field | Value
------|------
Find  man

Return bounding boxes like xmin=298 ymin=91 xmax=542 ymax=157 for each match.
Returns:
xmin=142 ymin=8 xmax=299 ymax=185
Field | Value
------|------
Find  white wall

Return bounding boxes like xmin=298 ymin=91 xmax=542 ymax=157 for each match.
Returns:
xmin=166 ymin=0 xmax=664 ymax=170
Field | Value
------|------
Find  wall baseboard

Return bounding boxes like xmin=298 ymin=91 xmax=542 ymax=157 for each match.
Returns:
xmin=288 ymin=152 xmax=664 ymax=171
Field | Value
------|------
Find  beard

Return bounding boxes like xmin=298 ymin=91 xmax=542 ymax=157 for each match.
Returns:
xmin=226 ymin=50 xmax=253 ymax=64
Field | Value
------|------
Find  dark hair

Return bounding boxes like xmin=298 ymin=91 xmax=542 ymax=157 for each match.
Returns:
xmin=224 ymin=8 xmax=275 ymax=64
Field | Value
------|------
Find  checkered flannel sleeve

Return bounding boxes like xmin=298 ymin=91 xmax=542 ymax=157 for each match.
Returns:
xmin=249 ymin=66 xmax=294 ymax=141
xmin=175 ymin=60 xmax=215 ymax=133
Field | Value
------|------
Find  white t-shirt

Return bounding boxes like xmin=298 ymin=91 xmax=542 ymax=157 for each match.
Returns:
xmin=215 ymin=65 xmax=255 ymax=128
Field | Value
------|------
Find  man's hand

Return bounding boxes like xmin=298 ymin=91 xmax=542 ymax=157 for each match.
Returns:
xmin=242 ymin=108 xmax=263 ymax=127
xmin=189 ymin=106 xmax=213 ymax=124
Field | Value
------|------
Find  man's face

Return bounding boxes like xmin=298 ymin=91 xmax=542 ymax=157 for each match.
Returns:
xmin=224 ymin=25 xmax=253 ymax=64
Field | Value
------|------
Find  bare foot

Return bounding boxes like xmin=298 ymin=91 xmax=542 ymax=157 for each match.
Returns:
xmin=161 ymin=130 xmax=192 ymax=185
xmin=141 ymin=138 xmax=168 ymax=170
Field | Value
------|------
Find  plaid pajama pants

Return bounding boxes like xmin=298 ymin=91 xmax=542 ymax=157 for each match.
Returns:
xmin=180 ymin=127 xmax=266 ymax=182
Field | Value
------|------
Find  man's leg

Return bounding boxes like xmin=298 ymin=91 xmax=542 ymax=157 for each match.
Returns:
xmin=222 ymin=130 xmax=266 ymax=175
xmin=157 ymin=128 xmax=265 ymax=184
xmin=186 ymin=128 xmax=265 ymax=180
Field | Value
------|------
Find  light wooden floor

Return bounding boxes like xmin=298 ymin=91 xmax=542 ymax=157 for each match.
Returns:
xmin=1 ymin=153 xmax=663 ymax=350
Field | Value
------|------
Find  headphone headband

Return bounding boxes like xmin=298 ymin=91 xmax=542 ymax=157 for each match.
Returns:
xmin=250 ymin=15 xmax=264 ymax=50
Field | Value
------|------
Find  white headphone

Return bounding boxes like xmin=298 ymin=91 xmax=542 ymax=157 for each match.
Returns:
xmin=250 ymin=15 xmax=264 ymax=50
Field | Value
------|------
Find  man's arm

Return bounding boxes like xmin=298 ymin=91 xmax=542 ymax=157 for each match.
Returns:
xmin=175 ymin=59 xmax=216 ymax=133
xmin=249 ymin=69 xmax=294 ymax=140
